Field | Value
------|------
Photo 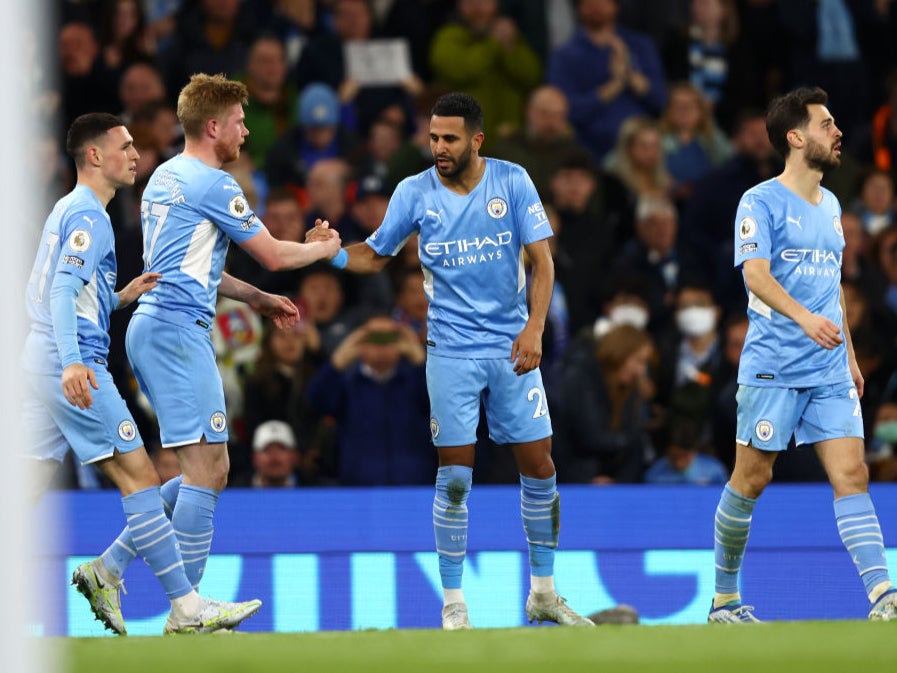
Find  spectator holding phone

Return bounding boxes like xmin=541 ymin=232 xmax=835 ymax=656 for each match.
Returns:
xmin=305 ymin=314 xmax=434 ymax=485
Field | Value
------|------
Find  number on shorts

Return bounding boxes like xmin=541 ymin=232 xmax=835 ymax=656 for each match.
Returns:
xmin=849 ymin=387 xmax=862 ymax=417
xmin=527 ymin=387 xmax=548 ymax=419
xmin=141 ymin=201 xmax=170 ymax=267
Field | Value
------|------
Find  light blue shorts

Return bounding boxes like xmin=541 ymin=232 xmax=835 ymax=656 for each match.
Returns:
xmin=24 ymin=365 xmax=143 ymax=465
xmin=426 ymin=353 xmax=552 ymax=447
xmin=126 ymin=313 xmax=228 ymax=448
xmin=735 ymin=381 xmax=863 ymax=452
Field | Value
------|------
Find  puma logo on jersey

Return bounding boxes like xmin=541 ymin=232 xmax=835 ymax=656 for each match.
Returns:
xmin=426 ymin=209 xmax=443 ymax=224
xmin=786 ymin=215 xmax=802 ymax=229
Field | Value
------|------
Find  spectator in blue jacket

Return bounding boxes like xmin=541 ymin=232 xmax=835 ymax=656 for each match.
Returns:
xmin=547 ymin=0 xmax=666 ymax=163
xmin=306 ymin=314 xmax=434 ymax=485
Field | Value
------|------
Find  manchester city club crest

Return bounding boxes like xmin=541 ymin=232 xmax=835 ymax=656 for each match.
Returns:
xmin=487 ymin=197 xmax=508 ymax=219
xmin=755 ymin=419 xmax=774 ymax=442
xmin=210 ymin=411 xmax=227 ymax=432
xmin=118 ymin=420 xmax=136 ymax=442
xmin=430 ymin=417 xmax=440 ymax=440
xmin=833 ymin=216 xmax=843 ymax=236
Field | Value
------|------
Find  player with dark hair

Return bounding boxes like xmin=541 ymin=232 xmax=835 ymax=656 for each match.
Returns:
xmin=24 ymin=113 xmax=262 ymax=635
xmin=307 ymin=92 xmax=594 ymax=629
xmin=710 ymin=87 xmax=896 ymax=623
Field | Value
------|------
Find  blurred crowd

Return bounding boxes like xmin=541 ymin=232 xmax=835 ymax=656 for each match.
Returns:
xmin=43 ymin=0 xmax=897 ymax=488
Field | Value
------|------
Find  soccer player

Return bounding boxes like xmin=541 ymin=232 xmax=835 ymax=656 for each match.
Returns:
xmin=307 ymin=92 xmax=594 ymax=629
xmin=75 ymin=75 xmax=341 ymax=632
xmin=24 ymin=113 xmax=262 ymax=635
xmin=709 ymin=87 xmax=897 ymax=623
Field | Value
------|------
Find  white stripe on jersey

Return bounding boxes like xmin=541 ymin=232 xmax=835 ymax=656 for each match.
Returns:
xmin=75 ymin=271 xmax=100 ymax=325
xmin=181 ymin=219 xmax=217 ymax=287
xmin=747 ymin=290 xmax=772 ymax=319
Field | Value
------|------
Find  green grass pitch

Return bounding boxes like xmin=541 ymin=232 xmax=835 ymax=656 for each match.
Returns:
xmin=62 ymin=621 xmax=892 ymax=673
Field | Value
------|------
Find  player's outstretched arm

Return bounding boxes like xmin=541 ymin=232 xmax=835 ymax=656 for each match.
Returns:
xmin=305 ymin=219 xmax=392 ymax=274
xmin=743 ymin=258 xmax=843 ymax=350
xmin=116 ymin=272 xmax=162 ymax=309
xmin=239 ymin=225 xmax=342 ymax=271
xmin=219 ymin=272 xmax=300 ymax=329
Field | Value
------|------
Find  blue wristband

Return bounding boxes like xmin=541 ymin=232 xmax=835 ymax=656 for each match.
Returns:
xmin=331 ymin=248 xmax=348 ymax=269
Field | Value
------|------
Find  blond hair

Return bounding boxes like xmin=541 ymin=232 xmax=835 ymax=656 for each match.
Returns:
xmin=177 ymin=73 xmax=248 ymax=138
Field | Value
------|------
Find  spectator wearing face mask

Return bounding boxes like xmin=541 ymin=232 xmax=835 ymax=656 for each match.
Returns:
xmin=654 ymin=277 xmax=725 ymax=447
xmin=591 ymin=274 xmax=653 ymax=339
xmin=868 ymin=401 xmax=897 ymax=482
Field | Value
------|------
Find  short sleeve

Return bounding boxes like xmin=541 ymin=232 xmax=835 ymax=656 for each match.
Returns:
xmin=733 ymin=194 xmax=772 ymax=268
xmin=56 ymin=208 xmax=111 ymax=283
xmin=199 ymin=174 xmax=264 ymax=243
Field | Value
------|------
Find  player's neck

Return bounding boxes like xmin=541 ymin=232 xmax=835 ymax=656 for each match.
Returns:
xmin=181 ymin=139 xmax=223 ymax=169
xmin=76 ymin=175 xmax=115 ymax=208
xmin=438 ymin=156 xmax=486 ymax=195
xmin=776 ymin=163 xmax=824 ymax=205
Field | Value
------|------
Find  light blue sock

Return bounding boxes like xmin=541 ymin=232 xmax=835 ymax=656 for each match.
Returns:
xmin=834 ymin=493 xmax=892 ymax=598
xmin=101 ymin=476 xmax=183 ymax=578
xmin=121 ymin=487 xmax=192 ymax=600
xmin=172 ymin=484 xmax=219 ymax=589
xmin=433 ymin=465 xmax=472 ymax=590
xmin=714 ymin=483 xmax=756 ymax=596
xmin=520 ymin=474 xmax=559 ymax=578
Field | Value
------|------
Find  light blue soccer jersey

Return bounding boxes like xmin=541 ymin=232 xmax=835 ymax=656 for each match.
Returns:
xmin=366 ymin=159 xmax=551 ymax=358
xmin=22 ymin=185 xmax=118 ymax=376
xmin=135 ymin=155 xmax=263 ymax=325
xmin=734 ymin=178 xmax=850 ymax=387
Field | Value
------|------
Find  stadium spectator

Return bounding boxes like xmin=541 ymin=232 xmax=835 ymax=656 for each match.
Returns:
xmin=708 ymin=87 xmax=897 ymax=624
xmin=265 ymin=82 xmax=359 ymax=190
xmin=710 ymin=313 xmax=749 ymax=472
xmin=849 ymin=168 xmax=897 ymax=237
xmin=658 ymin=81 xmax=732 ymax=205
xmin=644 ymin=417 xmax=728 ymax=485
xmin=491 ymin=84 xmax=581 ymax=199
xmin=231 ymin=420 xmax=302 ymax=488
xmin=555 ymin=323 xmax=656 ymax=484
xmin=99 ymin=0 xmax=155 ymax=73
xmin=610 ymin=194 xmax=702 ymax=334
xmin=306 ymin=315 xmax=433 ymax=486
xmin=548 ymin=149 xmax=632 ymax=333
xmin=117 ymin=61 xmax=167 ymax=122
xmin=429 ymin=0 xmax=542 ymax=151
xmin=654 ymin=277 xmax=725 ymax=445
xmin=59 ymin=22 xmax=121 ymax=131
xmin=160 ymin=0 xmax=260 ymax=97
xmin=295 ymin=264 xmax=363 ymax=358
xmin=604 ymin=115 xmax=673 ymax=202
xmin=239 ymin=34 xmax=298 ymax=170
xmin=547 ymin=0 xmax=666 ymax=163
xmin=295 ymin=0 xmax=421 ymax=137
xmin=868 ymin=401 xmax=897 ymax=482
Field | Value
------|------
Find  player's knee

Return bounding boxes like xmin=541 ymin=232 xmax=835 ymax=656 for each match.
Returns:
xmin=832 ymin=460 xmax=869 ymax=495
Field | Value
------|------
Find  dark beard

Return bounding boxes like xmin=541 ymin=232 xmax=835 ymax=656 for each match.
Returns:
xmin=805 ymin=141 xmax=840 ymax=173
xmin=435 ymin=148 xmax=471 ymax=178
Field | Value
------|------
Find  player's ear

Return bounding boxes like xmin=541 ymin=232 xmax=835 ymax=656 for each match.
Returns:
xmin=787 ymin=128 xmax=803 ymax=148
xmin=471 ymin=131 xmax=485 ymax=152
